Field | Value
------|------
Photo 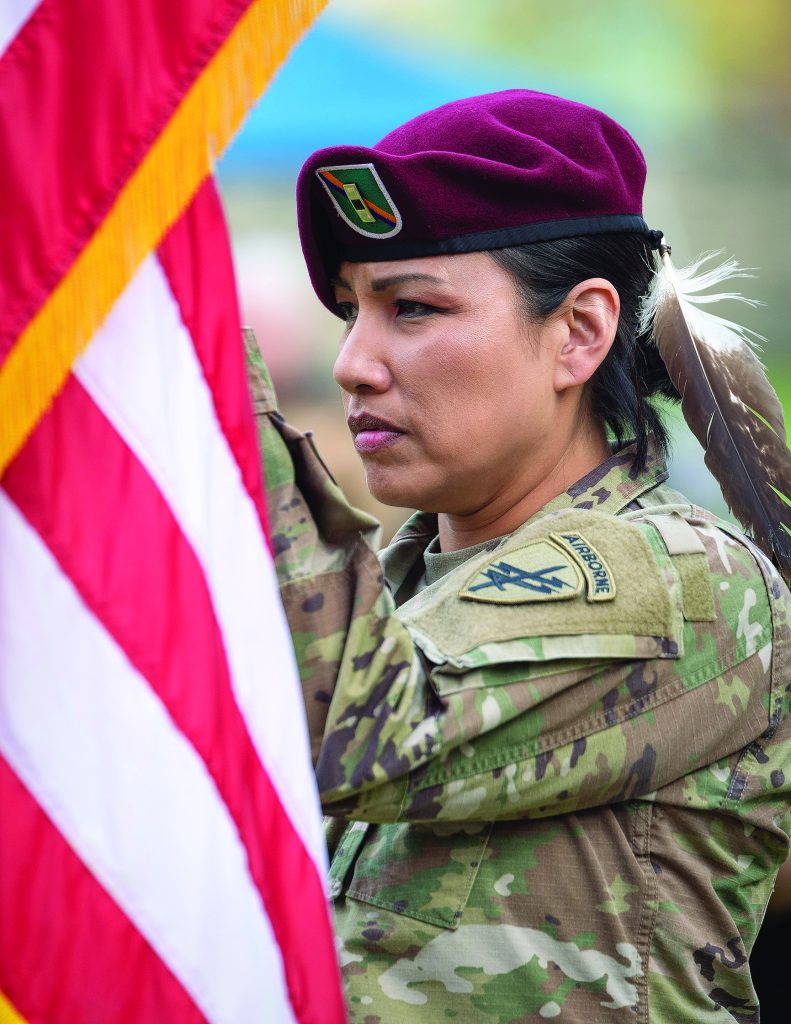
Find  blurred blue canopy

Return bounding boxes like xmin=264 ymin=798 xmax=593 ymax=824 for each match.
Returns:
xmin=218 ymin=17 xmax=529 ymax=177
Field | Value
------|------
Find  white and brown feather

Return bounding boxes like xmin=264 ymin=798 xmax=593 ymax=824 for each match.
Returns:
xmin=642 ymin=248 xmax=791 ymax=577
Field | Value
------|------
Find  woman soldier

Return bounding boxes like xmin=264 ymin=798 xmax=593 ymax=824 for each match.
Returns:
xmin=246 ymin=90 xmax=791 ymax=1022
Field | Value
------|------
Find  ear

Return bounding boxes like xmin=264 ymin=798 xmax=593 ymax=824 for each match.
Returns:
xmin=553 ymin=278 xmax=620 ymax=393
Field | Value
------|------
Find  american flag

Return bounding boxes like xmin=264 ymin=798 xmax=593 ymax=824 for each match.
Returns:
xmin=0 ymin=3 xmax=344 ymax=1022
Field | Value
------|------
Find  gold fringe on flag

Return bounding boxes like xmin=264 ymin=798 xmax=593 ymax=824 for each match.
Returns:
xmin=0 ymin=991 xmax=28 ymax=1024
xmin=0 ymin=0 xmax=328 ymax=476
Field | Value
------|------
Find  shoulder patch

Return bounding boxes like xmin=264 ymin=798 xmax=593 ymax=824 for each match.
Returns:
xmin=397 ymin=509 xmax=682 ymax=666
xmin=315 ymin=163 xmax=402 ymax=238
xmin=551 ymin=531 xmax=616 ymax=601
xmin=460 ymin=539 xmax=583 ymax=604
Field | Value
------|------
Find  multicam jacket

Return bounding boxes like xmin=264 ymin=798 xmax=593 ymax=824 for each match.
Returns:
xmin=246 ymin=335 xmax=791 ymax=1023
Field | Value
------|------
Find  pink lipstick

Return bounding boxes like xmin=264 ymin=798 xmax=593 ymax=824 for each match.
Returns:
xmin=354 ymin=430 xmax=402 ymax=453
xmin=348 ymin=412 xmax=405 ymax=454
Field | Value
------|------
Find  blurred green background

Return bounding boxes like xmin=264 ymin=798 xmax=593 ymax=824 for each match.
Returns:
xmin=218 ymin=0 xmax=791 ymax=541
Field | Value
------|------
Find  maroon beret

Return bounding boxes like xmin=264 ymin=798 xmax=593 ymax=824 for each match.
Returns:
xmin=296 ymin=89 xmax=656 ymax=314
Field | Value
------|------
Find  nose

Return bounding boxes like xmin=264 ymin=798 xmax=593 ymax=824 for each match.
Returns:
xmin=332 ymin=315 xmax=393 ymax=396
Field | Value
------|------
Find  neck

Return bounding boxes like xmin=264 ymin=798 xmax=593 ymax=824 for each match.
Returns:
xmin=437 ymin=424 xmax=611 ymax=552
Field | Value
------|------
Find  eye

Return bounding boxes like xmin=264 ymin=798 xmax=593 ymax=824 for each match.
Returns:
xmin=394 ymin=299 xmax=441 ymax=319
xmin=336 ymin=301 xmax=358 ymax=325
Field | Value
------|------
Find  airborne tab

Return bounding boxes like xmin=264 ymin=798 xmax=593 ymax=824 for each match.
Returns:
xmin=552 ymin=531 xmax=616 ymax=602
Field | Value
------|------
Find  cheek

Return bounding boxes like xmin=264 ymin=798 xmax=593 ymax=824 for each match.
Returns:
xmin=393 ymin=316 xmax=549 ymax=453
xmin=445 ymin=354 xmax=554 ymax=457
xmin=399 ymin=350 xmax=480 ymax=442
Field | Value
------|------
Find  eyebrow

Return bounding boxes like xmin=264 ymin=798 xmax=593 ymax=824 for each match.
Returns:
xmin=330 ymin=273 xmax=450 ymax=293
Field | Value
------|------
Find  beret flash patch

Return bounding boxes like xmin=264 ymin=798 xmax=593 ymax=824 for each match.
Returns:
xmin=316 ymin=163 xmax=402 ymax=238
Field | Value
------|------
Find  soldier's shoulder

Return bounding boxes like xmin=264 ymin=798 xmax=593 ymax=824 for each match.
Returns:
xmin=629 ymin=497 xmax=789 ymax=620
xmin=396 ymin=499 xmax=790 ymax=679
xmin=396 ymin=507 xmax=684 ymax=669
xmin=628 ymin=498 xmax=791 ymax=694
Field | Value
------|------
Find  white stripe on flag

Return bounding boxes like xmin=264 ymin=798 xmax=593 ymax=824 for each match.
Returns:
xmin=0 ymin=0 xmax=38 ymax=59
xmin=74 ymin=254 xmax=326 ymax=874
xmin=0 ymin=490 xmax=297 ymax=1024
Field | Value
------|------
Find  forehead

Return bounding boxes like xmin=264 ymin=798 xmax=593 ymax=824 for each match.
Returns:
xmin=334 ymin=252 xmax=503 ymax=292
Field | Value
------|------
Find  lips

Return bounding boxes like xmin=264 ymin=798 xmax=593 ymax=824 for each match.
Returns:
xmin=347 ymin=412 xmax=405 ymax=454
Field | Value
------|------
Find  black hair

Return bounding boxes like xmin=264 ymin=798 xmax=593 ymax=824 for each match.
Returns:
xmin=489 ymin=233 xmax=679 ymax=472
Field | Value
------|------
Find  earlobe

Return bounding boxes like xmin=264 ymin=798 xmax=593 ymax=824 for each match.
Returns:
xmin=554 ymin=278 xmax=620 ymax=393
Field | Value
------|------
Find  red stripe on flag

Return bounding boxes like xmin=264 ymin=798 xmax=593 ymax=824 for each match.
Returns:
xmin=0 ymin=752 xmax=208 ymax=1024
xmin=2 ymin=379 xmax=345 ymax=1023
xmin=157 ymin=179 xmax=271 ymax=549
xmin=0 ymin=0 xmax=250 ymax=358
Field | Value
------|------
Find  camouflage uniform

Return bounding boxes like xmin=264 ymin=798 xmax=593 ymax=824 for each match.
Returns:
xmin=246 ymin=336 xmax=791 ymax=1023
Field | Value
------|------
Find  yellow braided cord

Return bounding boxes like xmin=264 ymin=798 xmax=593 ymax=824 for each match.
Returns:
xmin=0 ymin=0 xmax=327 ymax=475
xmin=0 ymin=991 xmax=27 ymax=1024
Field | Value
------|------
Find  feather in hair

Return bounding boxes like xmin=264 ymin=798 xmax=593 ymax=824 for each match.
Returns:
xmin=639 ymin=243 xmax=791 ymax=579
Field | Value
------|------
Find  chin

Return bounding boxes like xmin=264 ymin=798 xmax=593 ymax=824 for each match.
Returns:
xmin=364 ymin=464 xmax=450 ymax=513
xmin=366 ymin=477 xmax=419 ymax=509
xmin=365 ymin=465 xmax=425 ymax=510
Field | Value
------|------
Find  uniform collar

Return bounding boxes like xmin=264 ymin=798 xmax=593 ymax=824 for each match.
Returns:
xmin=380 ymin=440 xmax=668 ymax=600
xmin=379 ymin=510 xmax=438 ymax=604
xmin=531 ymin=439 xmax=668 ymax=521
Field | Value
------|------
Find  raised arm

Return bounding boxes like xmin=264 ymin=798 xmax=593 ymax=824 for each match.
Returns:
xmin=246 ymin=334 xmax=785 ymax=826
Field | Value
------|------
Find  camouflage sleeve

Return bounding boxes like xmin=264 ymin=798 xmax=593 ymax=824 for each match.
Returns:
xmin=245 ymin=333 xmax=787 ymax=826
